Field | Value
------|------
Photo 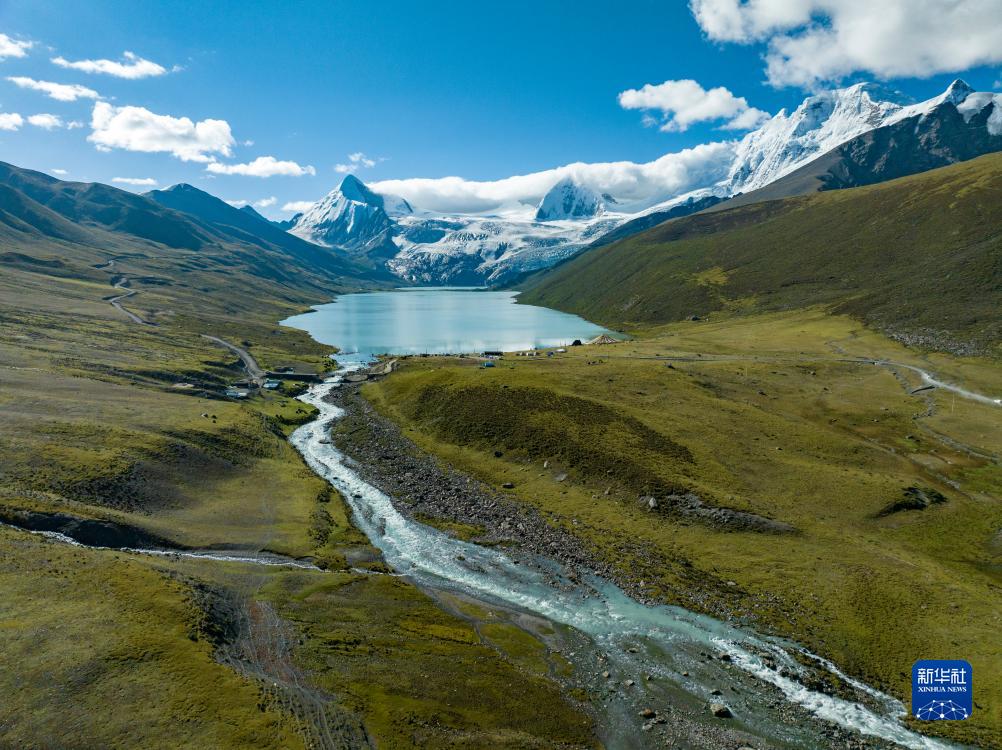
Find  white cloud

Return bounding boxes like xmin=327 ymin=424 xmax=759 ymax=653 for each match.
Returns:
xmin=0 ymin=112 xmax=23 ymax=131
xmin=112 ymin=176 xmax=157 ymax=186
xmin=335 ymin=151 xmax=377 ymax=173
xmin=618 ymin=78 xmax=769 ymax=131
xmin=689 ymin=0 xmax=1002 ymax=88
xmin=689 ymin=0 xmax=814 ymax=43
xmin=226 ymin=196 xmax=277 ymax=209
xmin=88 ymin=101 xmax=234 ymax=162
xmin=205 ymin=155 xmax=315 ymax=177
xmin=0 ymin=33 xmax=33 ymax=60
xmin=51 ymin=51 xmax=168 ymax=79
xmin=281 ymin=200 xmax=314 ymax=213
xmin=51 ymin=168 xmax=68 ymax=175
xmin=27 ymin=113 xmax=63 ymax=130
xmin=371 ymin=141 xmax=736 ymax=214
xmin=7 ymin=76 xmax=101 ymax=102
xmin=349 ymin=151 xmax=376 ymax=167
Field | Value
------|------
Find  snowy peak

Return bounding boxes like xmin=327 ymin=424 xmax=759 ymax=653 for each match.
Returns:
xmin=727 ymin=80 xmax=943 ymax=194
xmin=535 ymin=177 xmax=604 ymax=221
xmin=290 ymin=175 xmax=399 ymax=257
xmin=337 ymin=173 xmax=382 ymax=205
xmin=940 ymin=79 xmax=976 ymax=106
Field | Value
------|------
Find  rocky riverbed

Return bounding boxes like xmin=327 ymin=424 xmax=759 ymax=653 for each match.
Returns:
xmin=322 ymin=376 xmax=906 ymax=750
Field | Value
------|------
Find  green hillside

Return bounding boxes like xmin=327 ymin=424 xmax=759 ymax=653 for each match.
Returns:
xmin=0 ymin=166 xmax=595 ymax=748
xmin=522 ymin=152 xmax=1002 ymax=356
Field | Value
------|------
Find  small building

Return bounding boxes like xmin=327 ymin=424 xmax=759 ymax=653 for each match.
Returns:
xmin=263 ymin=380 xmax=281 ymax=390
xmin=481 ymin=360 xmax=495 ymax=368
xmin=586 ymin=334 xmax=619 ymax=345
xmin=483 ymin=350 xmax=504 ymax=358
xmin=225 ymin=389 xmax=249 ymax=399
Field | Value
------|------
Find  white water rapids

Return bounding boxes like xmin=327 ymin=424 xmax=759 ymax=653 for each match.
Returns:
xmin=291 ymin=368 xmax=959 ymax=750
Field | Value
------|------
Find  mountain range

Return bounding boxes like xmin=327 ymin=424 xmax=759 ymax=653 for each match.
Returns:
xmin=2 ymin=79 xmax=1000 ymax=295
xmin=0 ymin=162 xmax=389 ymax=324
xmin=280 ymin=80 xmax=1002 ymax=285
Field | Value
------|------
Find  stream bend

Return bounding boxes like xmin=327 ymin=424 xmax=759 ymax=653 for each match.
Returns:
xmin=291 ymin=368 xmax=957 ymax=750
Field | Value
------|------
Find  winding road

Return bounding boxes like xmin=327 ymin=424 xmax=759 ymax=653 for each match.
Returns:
xmin=201 ymin=335 xmax=267 ymax=385
xmin=108 ymin=278 xmax=152 ymax=326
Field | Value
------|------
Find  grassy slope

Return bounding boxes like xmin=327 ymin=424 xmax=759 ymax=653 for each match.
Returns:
xmin=0 ymin=195 xmax=594 ymax=745
xmin=521 ymin=152 xmax=1002 ymax=355
xmin=364 ymin=310 xmax=1002 ymax=747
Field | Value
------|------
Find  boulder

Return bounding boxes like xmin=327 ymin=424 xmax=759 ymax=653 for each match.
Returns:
xmin=710 ymin=702 xmax=732 ymax=718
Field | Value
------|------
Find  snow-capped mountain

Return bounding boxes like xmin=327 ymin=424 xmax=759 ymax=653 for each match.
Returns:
xmin=290 ymin=174 xmax=410 ymax=260
xmin=724 ymin=82 xmax=909 ymax=194
xmin=288 ymin=80 xmax=1002 ymax=284
xmin=535 ymin=177 xmax=605 ymax=220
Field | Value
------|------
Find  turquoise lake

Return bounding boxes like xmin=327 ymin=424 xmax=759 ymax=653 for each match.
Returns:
xmin=280 ymin=288 xmax=614 ymax=360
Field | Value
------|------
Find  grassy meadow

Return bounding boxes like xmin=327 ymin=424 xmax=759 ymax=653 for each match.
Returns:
xmin=364 ymin=308 xmax=1002 ymax=747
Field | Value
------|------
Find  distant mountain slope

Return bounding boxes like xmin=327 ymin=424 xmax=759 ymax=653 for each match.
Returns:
xmin=586 ymin=195 xmax=724 ymax=251
xmin=239 ymin=204 xmax=269 ymax=222
xmin=0 ymin=162 xmax=384 ymax=317
xmin=144 ymin=182 xmax=384 ymax=281
xmin=521 ymin=153 xmax=1002 ymax=355
xmin=0 ymin=162 xmax=212 ymax=251
xmin=708 ymin=81 xmax=1002 ymax=213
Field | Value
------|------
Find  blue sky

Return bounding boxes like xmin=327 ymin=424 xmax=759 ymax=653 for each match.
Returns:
xmin=1 ymin=1 xmax=1000 ymax=217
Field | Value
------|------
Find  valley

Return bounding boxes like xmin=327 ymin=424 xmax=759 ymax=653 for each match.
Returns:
xmin=360 ymin=308 xmax=1002 ymax=749
xmin=1 ymin=15 xmax=1001 ymax=746
xmin=0 ymin=173 xmax=600 ymax=748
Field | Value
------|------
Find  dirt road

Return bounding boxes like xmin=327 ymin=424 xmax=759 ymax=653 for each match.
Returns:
xmin=202 ymin=335 xmax=267 ymax=385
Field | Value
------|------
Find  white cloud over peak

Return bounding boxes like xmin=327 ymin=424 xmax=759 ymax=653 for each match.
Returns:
xmin=281 ymin=200 xmax=314 ymax=213
xmin=226 ymin=196 xmax=278 ymax=209
xmin=371 ymin=141 xmax=735 ymax=214
xmin=206 ymin=155 xmax=315 ymax=177
xmin=0 ymin=33 xmax=32 ymax=60
xmin=7 ymin=76 xmax=101 ymax=101
xmin=51 ymin=168 xmax=68 ymax=175
xmin=0 ymin=112 xmax=23 ymax=131
xmin=52 ymin=51 xmax=169 ymax=79
xmin=27 ymin=113 xmax=63 ymax=130
xmin=618 ymin=78 xmax=768 ymax=131
xmin=89 ymin=102 xmax=235 ymax=162
xmin=112 ymin=176 xmax=157 ymax=186
xmin=335 ymin=151 xmax=377 ymax=173
xmin=689 ymin=0 xmax=1002 ymax=88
